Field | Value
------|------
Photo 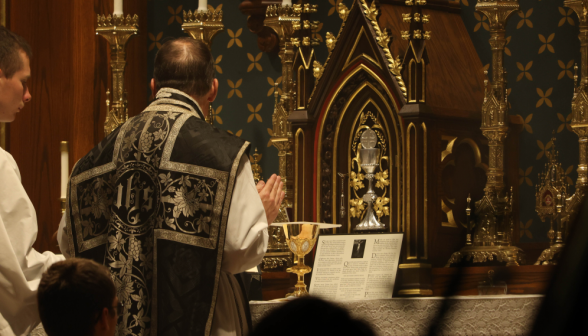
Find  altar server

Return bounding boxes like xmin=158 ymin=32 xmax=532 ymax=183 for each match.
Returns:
xmin=58 ymin=38 xmax=284 ymax=336
xmin=0 ymin=26 xmax=65 ymax=336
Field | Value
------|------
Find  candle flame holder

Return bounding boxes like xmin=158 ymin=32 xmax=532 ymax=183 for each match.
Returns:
xmin=182 ymin=8 xmax=224 ymax=125
xmin=96 ymin=14 xmax=138 ymax=136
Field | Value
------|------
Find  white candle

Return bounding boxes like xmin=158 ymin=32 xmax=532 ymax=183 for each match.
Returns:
xmin=114 ymin=0 xmax=123 ymax=16
xmin=282 ymin=0 xmax=292 ymax=6
xmin=60 ymin=141 xmax=69 ymax=199
xmin=198 ymin=0 xmax=208 ymax=12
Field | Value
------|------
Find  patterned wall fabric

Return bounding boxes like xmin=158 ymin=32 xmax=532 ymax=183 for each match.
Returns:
xmin=147 ymin=0 xmax=577 ymax=243
xmin=459 ymin=0 xmax=581 ymax=243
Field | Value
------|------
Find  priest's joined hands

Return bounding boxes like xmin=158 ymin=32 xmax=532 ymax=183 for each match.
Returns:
xmin=0 ymin=26 xmax=284 ymax=336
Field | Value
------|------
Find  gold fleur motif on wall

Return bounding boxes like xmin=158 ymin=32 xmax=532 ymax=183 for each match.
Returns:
xmin=538 ymin=33 xmax=555 ymax=54
xmin=520 ymin=219 xmax=533 ymax=239
xmin=505 ymin=36 xmax=512 ymax=56
xmin=474 ymin=12 xmax=489 ymax=32
xmin=267 ymin=77 xmax=283 ymax=96
xmin=267 ymin=128 xmax=274 ymax=147
xmin=207 ymin=4 xmax=223 ymax=12
xmin=211 ymin=105 xmax=223 ymax=124
xmin=328 ymin=0 xmax=343 ymax=16
xmin=557 ymin=112 xmax=572 ymax=133
xmin=516 ymin=61 xmax=533 ymax=81
xmin=168 ymin=6 xmax=182 ymax=25
xmin=148 ymin=32 xmax=163 ymax=51
xmin=247 ymin=53 xmax=263 ymax=72
xmin=536 ymin=139 xmax=553 ymax=160
xmin=519 ymin=166 xmax=533 ymax=186
xmin=227 ymin=79 xmax=243 ymax=98
xmin=564 ymin=165 xmax=574 ymax=185
xmin=313 ymin=22 xmax=324 ymax=43
xmin=517 ymin=8 xmax=533 ymax=29
xmin=227 ymin=28 xmax=243 ymax=48
xmin=227 ymin=129 xmax=243 ymax=137
xmin=559 ymin=7 xmax=575 ymax=27
xmin=536 ymin=87 xmax=553 ymax=108
xmin=214 ymin=55 xmax=223 ymax=74
xmin=521 ymin=113 xmax=533 ymax=133
xmin=247 ymin=103 xmax=263 ymax=123
xmin=558 ymin=60 xmax=574 ymax=80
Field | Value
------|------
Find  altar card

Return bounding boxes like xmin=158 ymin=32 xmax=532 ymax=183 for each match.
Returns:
xmin=309 ymin=233 xmax=403 ymax=301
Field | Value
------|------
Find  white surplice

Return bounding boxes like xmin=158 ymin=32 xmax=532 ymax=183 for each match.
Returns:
xmin=0 ymin=147 xmax=65 ymax=336
xmin=58 ymin=130 xmax=269 ymax=336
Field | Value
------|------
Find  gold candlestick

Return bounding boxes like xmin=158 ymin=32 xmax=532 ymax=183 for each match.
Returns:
xmin=182 ymin=8 xmax=224 ymax=125
xmin=265 ymin=4 xmax=317 ymax=208
xmin=530 ymin=0 xmax=588 ymax=265
xmin=447 ymin=0 xmax=524 ymax=267
xmin=96 ymin=14 xmax=138 ymax=136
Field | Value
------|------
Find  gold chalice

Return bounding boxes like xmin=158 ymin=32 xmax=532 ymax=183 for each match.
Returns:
xmin=283 ymin=223 xmax=319 ymax=297
xmin=272 ymin=222 xmax=340 ymax=297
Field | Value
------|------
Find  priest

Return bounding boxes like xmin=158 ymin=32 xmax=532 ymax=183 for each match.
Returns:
xmin=58 ymin=38 xmax=284 ymax=336
xmin=0 ymin=26 xmax=65 ymax=336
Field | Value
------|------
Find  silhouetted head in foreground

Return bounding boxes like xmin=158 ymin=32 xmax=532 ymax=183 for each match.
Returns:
xmin=249 ymin=297 xmax=375 ymax=336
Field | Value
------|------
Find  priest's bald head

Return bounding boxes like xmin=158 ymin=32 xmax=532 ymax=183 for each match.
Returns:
xmin=150 ymin=37 xmax=218 ymax=116
xmin=0 ymin=26 xmax=32 ymax=122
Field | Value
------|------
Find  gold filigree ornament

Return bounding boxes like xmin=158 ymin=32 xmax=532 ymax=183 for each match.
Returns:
xmin=359 ymin=0 xmax=407 ymax=97
xmin=373 ymin=196 xmax=390 ymax=219
xmin=313 ymin=60 xmax=324 ymax=80
xmin=349 ymin=198 xmax=366 ymax=218
xmin=338 ymin=2 xmax=349 ymax=20
xmin=325 ymin=32 xmax=337 ymax=52
xmin=350 ymin=171 xmax=366 ymax=190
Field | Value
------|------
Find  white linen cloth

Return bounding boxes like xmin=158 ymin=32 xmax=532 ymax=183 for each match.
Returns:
xmin=0 ymin=147 xmax=65 ymax=336
xmin=58 ymin=131 xmax=269 ymax=336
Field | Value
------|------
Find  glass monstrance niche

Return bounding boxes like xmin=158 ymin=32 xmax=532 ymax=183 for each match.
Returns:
xmin=348 ymin=112 xmax=392 ymax=232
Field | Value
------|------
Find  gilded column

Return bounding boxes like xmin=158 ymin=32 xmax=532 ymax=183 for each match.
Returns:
xmin=96 ymin=14 xmax=139 ymax=136
xmin=182 ymin=8 xmax=224 ymax=125
xmin=446 ymin=0 xmax=524 ymax=267
xmin=264 ymin=4 xmax=314 ymax=208
xmin=566 ymin=0 xmax=588 ymax=192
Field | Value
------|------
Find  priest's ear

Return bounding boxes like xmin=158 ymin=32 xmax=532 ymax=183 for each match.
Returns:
xmin=206 ymin=78 xmax=218 ymax=103
xmin=150 ymin=78 xmax=157 ymax=99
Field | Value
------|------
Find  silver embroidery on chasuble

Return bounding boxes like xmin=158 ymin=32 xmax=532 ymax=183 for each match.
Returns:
xmin=66 ymin=88 xmax=250 ymax=336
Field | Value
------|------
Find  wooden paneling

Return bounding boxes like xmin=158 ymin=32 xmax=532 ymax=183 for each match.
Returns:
xmin=432 ymin=265 xmax=556 ymax=296
xmin=379 ymin=3 xmax=485 ymax=119
xmin=7 ymin=0 xmax=147 ymax=253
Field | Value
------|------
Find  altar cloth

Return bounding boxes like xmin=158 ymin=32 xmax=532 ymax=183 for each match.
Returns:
xmin=249 ymin=295 xmax=543 ymax=336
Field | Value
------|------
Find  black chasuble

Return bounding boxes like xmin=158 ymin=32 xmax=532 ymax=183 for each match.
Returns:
xmin=64 ymin=88 xmax=250 ymax=336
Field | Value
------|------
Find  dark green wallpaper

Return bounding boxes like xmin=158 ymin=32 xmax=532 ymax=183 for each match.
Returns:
xmin=459 ymin=0 xmax=581 ymax=244
xmin=146 ymin=0 xmax=580 ymax=243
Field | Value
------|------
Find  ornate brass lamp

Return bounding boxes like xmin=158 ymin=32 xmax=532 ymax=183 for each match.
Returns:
xmin=447 ymin=0 xmax=524 ymax=267
xmin=181 ymin=8 xmax=224 ymax=125
xmin=535 ymin=135 xmax=568 ymax=265
xmin=96 ymin=13 xmax=138 ymax=136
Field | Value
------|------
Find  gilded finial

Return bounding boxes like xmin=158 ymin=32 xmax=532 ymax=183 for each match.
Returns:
xmin=251 ymin=148 xmax=263 ymax=184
